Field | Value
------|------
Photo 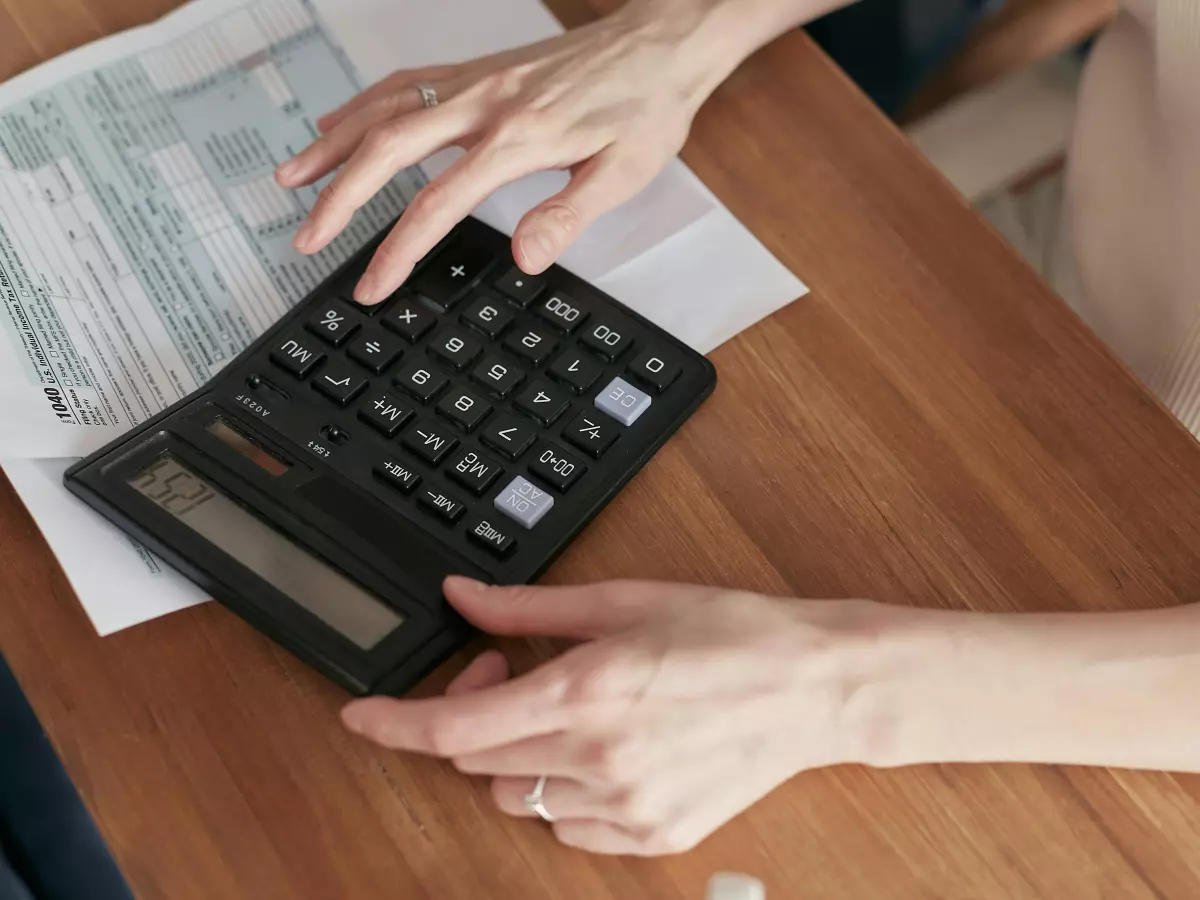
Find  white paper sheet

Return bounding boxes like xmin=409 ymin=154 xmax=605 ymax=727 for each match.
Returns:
xmin=0 ymin=0 xmax=807 ymax=635
xmin=3 ymin=458 xmax=208 ymax=634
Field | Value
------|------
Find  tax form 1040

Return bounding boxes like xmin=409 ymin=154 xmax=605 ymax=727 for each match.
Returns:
xmin=0 ymin=0 xmax=423 ymax=459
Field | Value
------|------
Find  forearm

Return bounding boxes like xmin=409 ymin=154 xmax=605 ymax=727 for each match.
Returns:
xmin=855 ymin=603 xmax=1200 ymax=772
xmin=617 ymin=0 xmax=857 ymax=102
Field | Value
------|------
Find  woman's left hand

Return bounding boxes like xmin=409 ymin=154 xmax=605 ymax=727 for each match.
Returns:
xmin=341 ymin=575 xmax=892 ymax=856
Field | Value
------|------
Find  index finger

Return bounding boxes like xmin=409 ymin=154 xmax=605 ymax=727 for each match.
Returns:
xmin=352 ymin=140 xmax=547 ymax=304
xmin=341 ymin=661 xmax=570 ymax=757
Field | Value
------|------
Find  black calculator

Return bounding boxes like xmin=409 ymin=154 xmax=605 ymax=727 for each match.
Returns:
xmin=64 ymin=216 xmax=716 ymax=696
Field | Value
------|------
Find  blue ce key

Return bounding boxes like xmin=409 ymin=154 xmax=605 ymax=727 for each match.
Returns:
xmin=594 ymin=376 xmax=651 ymax=426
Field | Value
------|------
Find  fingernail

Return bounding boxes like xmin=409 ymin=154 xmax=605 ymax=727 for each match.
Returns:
xmin=519 ymin=231 xmax=555 ymax=271
xmin=354 ymin=272 xmax=380 ymax=305
xmin=293 ymin=221 xmax=315 ymax=253
xmin=445 ymin=575 xmax=487 ymax=594
xmin=341 ymin=704 xmax=368 ymax=735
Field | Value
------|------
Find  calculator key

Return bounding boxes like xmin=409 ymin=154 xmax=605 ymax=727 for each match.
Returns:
xmin=436 ymin=386 xmax=492 ymax=432
xmin=493 ymin=265 xmax=544 ymax=307
xmin=579 ymin=319 xmax=633 ymax=361
xmin=494 ymin=475 xmax=554 ymax=529
xmin=373 ymin=457 xmax=422 ymax=494
xmin=394 ymin=360 xmax=448 ymax=403
xmin=547 ymin=349 xmax=602 ymax=394
xmin=381 ymin=300 xmax=435 ymax=343
xmin=418 ymin=483 xmax=468 ymax=523
xmin=346 ymin=325 xmax=404 ymax=374
xmin=305 ymin=300 xmax=360 ymax=346
xmin=529 ymin=442 xmax=586 ymax=492
xmin=447 ymin=447 xmax=504 ymax=495
xmin=312 ymin=361 xmax=368 ymax=406
xmin=461 ymin=294 xmax=514 ymax=338
xmin=470 ymin=355 xmax=525 ymax=399
xmin=402 ymin=419 xmax=458 ymax=465
xmin=628 ymin=348 xmax=681 ymax=393
xmin=269 ymin=333 xmax=325 ymax=378
xmin=533 ymin=291 xmax=590 ymax=333
xmin=410 ymin=239 xmax=494 ymax=309
xmin=428 ymin=327 xmax=482 ymax=371
xmin=480 ymin=414 xmax=537 ymax=460
xmin=594 ymin=376 xmax=651 ymax=426
xmin=513 ymin=380 xmax=571 ymax=425
xmin=562 ymin=410 xmax=619 ymax=457
xmin=465 ymin=515 xmax=516 ymax=557
xmin=357 ymin=391 xmax=414 ymax=437
xmin=502 ymin=323 xmax=558 ymax=366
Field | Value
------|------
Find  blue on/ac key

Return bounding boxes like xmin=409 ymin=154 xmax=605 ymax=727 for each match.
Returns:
xmin=494 ymin=475 xmax=554 ymax=529
xmin=594 ymin=376 xmax=652 ymax=426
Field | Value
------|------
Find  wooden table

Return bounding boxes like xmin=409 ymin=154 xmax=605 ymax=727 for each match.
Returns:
xmin=3 ymin=1 xmax=1200 ymax=898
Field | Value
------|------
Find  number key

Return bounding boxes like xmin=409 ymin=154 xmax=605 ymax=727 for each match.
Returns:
xmin=461 ymin=294 xmax=514 ymax=338
xmin=533 ymin=291 xmax=590 ymax=333
xmin=305 ymin=301 xmax=360 ymax=346
xmin=579 ymin=319 xmax=633 ymax=361
xmin=436 ymin=385 xmax=492 ymax=432
xmin=394 ymin=360 xmax=448 ymax=403
xmin=480 ymin=413 xmax=536 ymax=460
xmin=628 ymin=347 xmax=681 ymax=393
xmin=513 ymin=379 xmax=571 ymax=425
xmin=529 ymin=442 xmax=586 ymax=492
xmin=428 ymin=327 xmax=482 ymax=371
xmin=547 ymin=349 xmax=602 ymax=394
xmin=470 ymin=355 xmax=525 ymax=399
xmin=503 ymin=323 xmax=558 ymax=366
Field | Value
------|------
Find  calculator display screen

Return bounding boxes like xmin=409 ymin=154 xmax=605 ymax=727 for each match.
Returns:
xmin=128 ymin=455 xmax=404 ymax=650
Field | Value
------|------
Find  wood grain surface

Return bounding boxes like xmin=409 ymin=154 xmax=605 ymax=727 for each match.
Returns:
xmin=3 ymin=1 xmax=1200 ymax=898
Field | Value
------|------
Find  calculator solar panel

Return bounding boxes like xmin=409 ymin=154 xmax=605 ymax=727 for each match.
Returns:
xmin=64 ymin=216 xmax=716 ymax=697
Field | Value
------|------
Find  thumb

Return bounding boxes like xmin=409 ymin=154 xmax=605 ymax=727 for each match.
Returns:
xmin=442 ymin=576 xmax=708 ymax=640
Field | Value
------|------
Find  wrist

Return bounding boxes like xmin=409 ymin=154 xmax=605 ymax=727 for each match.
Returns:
xmin=839 ymin=603 xmax=1200 ymax=772
xmin=615 ymin=0 xmax=849 ymax=112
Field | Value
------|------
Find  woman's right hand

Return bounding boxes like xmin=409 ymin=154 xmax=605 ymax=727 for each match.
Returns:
xmin=274 ymin=0 xmax=783 ymax=305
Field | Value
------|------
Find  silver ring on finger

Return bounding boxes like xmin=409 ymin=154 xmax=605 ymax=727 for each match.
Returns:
xmin=414 ymin=82 xmax=438 ymax=108
xmin=524 ymin=775 xmax=555 ymax=823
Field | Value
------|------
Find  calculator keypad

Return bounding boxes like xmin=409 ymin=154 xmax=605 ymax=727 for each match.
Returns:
xmin=255 ymin=227 xmax=700 ymax=573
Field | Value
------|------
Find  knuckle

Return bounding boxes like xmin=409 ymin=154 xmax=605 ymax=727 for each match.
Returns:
xmin=564 ymin=658 xmax=623 ymax=707
xmin=535 ymin=199 xmax=583 ymax=238
xmin=610 ymin=786 xmax=661 ymax=828
xmin=315 ymin=181 xmax=340 ymax=210
xmin=582 ymin=737 xmax=635 ymax=784
xmin=476 ymin=65 xmax=527 ymax=103
xmin=649 ymin=821 xmax=702 ymax=855
xmin=407 ymin=180 xmax=447 ymax=219
xmin=489 ymin=107 xmax=549 ymax=147
xmin=424 ymin=714 xmax=467 ymax=756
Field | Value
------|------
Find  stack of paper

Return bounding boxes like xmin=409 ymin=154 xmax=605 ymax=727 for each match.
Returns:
xmin=0 ymin=0 xmax=806 ymax=635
